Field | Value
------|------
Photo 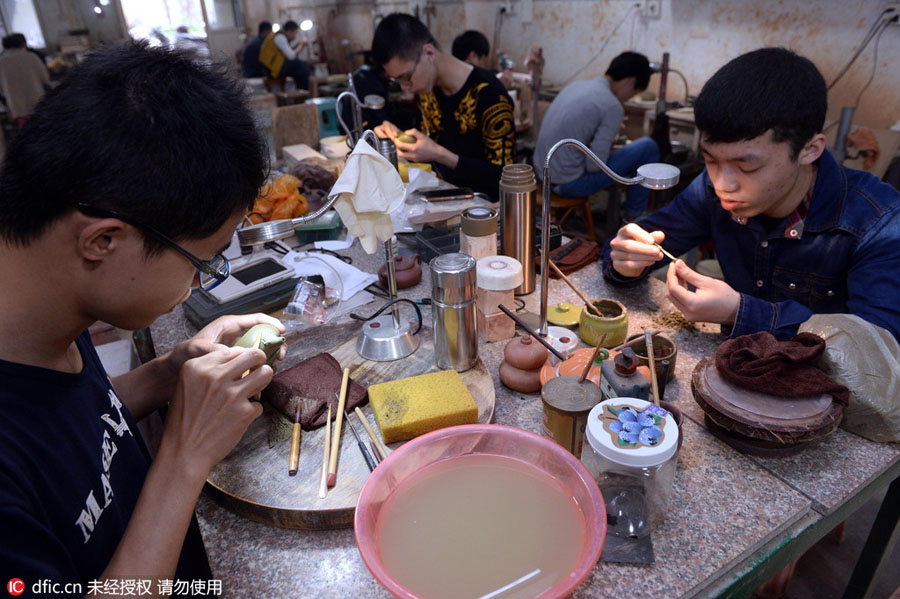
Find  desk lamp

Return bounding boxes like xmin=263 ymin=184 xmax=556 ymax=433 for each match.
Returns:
xmin=336 ymin=80 xmax=385 ymax=148
xmin=539 ymin=138 xmax=680 ymax=347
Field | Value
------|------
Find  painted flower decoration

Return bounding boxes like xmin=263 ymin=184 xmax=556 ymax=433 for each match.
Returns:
xmin=607 ymin=406 xmax=663 ymax=447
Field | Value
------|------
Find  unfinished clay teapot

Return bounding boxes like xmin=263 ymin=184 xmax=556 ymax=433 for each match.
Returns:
xmin=500 ymin=336 xmax=549 ymax=393
xmin=378 ymin=254 xmax=423 ymax=289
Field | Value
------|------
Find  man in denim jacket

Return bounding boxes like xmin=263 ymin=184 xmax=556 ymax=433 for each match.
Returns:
xmin=603 ymin=47 xmax=900 ymax=341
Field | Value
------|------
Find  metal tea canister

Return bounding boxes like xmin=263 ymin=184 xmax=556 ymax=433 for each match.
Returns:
xmin=498 ymin=164 xmax=537 ymax=295
xmin=430 ymin=253 xmax=478 ymax=371
xmin=541 ymin=375 xmax=602 ymax=457
xmin=582 ymin=397 xmax=679 ymax=538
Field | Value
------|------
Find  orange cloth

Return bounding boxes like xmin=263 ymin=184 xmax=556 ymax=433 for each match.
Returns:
xmin=846 ymin=128 xmax=880 ymax=170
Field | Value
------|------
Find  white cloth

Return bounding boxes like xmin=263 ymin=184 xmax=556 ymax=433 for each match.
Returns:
xmin=328 ymin=138 xmax=405 ymax=254
xmin=284 ymin=249 xmax=378 ymax=301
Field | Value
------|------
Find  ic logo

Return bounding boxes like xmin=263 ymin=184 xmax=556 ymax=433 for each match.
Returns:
xmin=7 ymin=579 xmax=24 ymax=596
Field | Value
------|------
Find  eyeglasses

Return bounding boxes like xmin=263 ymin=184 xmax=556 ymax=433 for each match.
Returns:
xmin=388 ymin=49 xmax=423 ymax=88
xmin=76 ymin=203 xmax=230 ymax=291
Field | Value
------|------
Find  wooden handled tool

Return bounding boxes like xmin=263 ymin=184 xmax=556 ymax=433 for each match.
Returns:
xmin=288 ymin=400 xmax=302 ymax=476
xmin=645 ymin=331 xmax=661 ymax=406
xmin=318 ymin=405 xmax=331 ymax=499
xmin=346 ymin=411 xmax=377 ymax=472
xmin=327 ymin=367 xmax=350 ymax=487
xmin=547 ymin=260 xmax=604 ymax=317
xmin=354 ymin=406 xmax=389 ymax=461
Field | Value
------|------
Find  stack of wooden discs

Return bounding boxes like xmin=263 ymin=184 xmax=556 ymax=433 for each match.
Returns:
xmin=691 ymin=355 xmax=843 ymax=456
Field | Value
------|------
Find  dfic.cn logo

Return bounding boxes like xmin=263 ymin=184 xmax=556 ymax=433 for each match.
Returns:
xmin=7 ymin=579 xmax=24 ymax=596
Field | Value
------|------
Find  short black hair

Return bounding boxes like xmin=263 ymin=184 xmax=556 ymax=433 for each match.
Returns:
xmin=605 ymin=51 xmax=652 ymax=91
xmin=452 ymin=30 xmax=489 ymax=61
xmin=258 ymin=21 xmax=272 ymax=37
xmin=283 ymin=20 xmax=299 ymax=32
xmin=371 ymin=13 xmax=439 ymax=66
xmin=0 ymin=41 xmax=267 ymax=251
xmin=3 ymin=33 xmax=26 ymax=49
xmin=694 ymin=47 xmax=826 ymax=159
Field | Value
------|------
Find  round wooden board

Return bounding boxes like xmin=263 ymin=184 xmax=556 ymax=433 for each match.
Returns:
xmin=205 ymin=327 xmax=495 ymax=530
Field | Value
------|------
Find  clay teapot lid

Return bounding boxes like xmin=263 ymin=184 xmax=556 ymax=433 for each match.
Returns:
xmin=503 ymin=335 xmax=548 ymax=370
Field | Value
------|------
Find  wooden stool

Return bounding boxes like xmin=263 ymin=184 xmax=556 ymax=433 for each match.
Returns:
xmin=263 ymin=76 xmax=286 ymax=93
xmin=543 ymin=187 xmax=596 ymax=241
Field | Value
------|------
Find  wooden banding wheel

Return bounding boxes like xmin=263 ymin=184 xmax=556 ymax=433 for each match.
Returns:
xmin=691 ymin=355 xmax=843 ymax=455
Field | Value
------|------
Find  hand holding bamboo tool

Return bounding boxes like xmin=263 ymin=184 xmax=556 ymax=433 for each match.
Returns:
xmin=579 ymin=334 xmax=609 ymax=384
xmin=354 ymin=406 xmax=389 ymax=461
xmin=327 ymin=367 xmax=350 ymax=487
xmin=346 ymin=411 xmax=377 ymax=472
xmin=288 ymin=401 xmax=302 ymax=476
xmin=547 ymin=260 xmax=603 ymax=317
xmin=655 ymin=243 xmax=678 ymax=262
xmin=645 ymin=330 xmax=661 ymax=406
xmin=318 ymin=405 xmax=331 ymax=499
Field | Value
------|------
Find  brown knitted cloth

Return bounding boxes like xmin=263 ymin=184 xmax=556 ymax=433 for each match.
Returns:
xmin=262 ymin=353 xmax=368 ymax=429
xmin=714 ymin=332 xmax=849 ymax=406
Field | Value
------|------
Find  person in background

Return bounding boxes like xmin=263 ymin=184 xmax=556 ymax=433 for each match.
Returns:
xmin=258 ymin=20 xmax=309 ymax=90
xmin=241 ymin=21 xmax=272 ymax=78
xmin=533 ymin=51 xmax=659 ymax=224
xmin=451 ymin=30 xmax=491 ymax=68
xmin=0 ymin=33 xmax=49 ymax=127
xmin=604 ymin=48 xmax=900 ymax=342
xmin=0 ymin=41 xmax=282 ymax=595
xmin=371 ymin=14 xmax=515 ymax=198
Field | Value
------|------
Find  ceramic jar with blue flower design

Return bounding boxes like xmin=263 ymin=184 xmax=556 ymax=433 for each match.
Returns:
xmin=581 ymin=397 xmax=680 ymax=538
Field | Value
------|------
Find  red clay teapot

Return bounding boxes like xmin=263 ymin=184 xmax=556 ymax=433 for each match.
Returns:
xmin=378 ymin=254 xmax=423 ymax=289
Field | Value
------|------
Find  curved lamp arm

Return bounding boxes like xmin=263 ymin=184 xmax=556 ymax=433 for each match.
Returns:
xmin=539 ymin=138 xmax=680 ymax=336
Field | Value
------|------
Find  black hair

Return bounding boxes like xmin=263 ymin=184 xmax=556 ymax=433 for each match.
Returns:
xmin=693 ymin=47 xmax=826 ymax=159
xmin=605 ymin=51 xmax=652 ymax=91
xmin=258 ymin=21 xmax=272 ymax=37
xmin=371 ymin=13 xmax=439 ymax=66
xmin=3 ymin=33 xmax=26 ymax=49
xmin=283 ymin=20 xmax=299 ymax=32
xmin=451 ymin=30 xmax=489 ymax=61
xmin=0 ymin=41 xmax=267 ymax=251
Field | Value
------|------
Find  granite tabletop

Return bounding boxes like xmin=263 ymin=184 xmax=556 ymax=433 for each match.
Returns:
xmin=149 ymin=236 xmax=900 ymax=599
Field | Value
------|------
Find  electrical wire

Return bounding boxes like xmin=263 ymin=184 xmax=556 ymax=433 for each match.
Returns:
xmin=827 ymin=7 xmax=897 ymax=91
xmin=349 ymin=298 xmax=423 ymax=335
xmin=853 ymin=16 xmax=894 ymax=110
xmin=561 ymin=3 xmax=641 ymax=86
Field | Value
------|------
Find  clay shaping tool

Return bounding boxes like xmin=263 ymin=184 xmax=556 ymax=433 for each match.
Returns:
xmin=655 ymin=243 xmax=678 ymax=262
xmin=327 ymin=367 xmax=350 ymax=487
xmin=497 ymin=304 xmax=567 ymax=362
xmin=318 ymin=404 xmax=331 ymax=499
xmin=354 ymin=406 xmax=389 ymax=461
xmin=345 ymin=411 xmax=377 ymax=472
xmin=547 ymin=259 xmax=604 ymax=318
xmin=645 ymin=330 xmax=661 ymax=406
xmin=288 ymin=400 xmax=302 ymax=476
xmin=578 ymin=335 xmax=609 ymax=384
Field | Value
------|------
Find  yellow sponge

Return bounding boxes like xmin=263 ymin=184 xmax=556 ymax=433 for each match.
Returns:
xmin=368 ymin=370 xmax=478 ymax=444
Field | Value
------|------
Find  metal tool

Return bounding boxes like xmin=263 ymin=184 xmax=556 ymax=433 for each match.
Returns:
xmin=539 ymin=139 xmax=681 ymax=337
xmin=345 ymin=411 xmax=377 ymax=472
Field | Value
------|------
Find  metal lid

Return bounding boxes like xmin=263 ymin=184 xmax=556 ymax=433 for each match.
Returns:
xmin=461 ymin=207 xmax=498 ymax=237
xmin=585 ymin=398 xmax=679 ymax=467
xmin=430 ymin=253 xmax=477 ymax=304
xmin=475 ymin=255 xmax=522 ymax=291
xmin=541 ymin=376 xmax=602 ymax=415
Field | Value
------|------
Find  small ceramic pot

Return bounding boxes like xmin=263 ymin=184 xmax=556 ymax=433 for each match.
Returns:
xmin=499 ymin=361 xmax=543 ymax=393
xmin=625 ymin=332 xmax=678 ymax=383
xmin=659 ymin=400 xmax=684 ymax=451
xmin=378 ymin=254 xmax=423 ymax=289
xmin=579 ymin=298 xmax=628 ymax=348
xmin=503 ymin=336 xmax=548 ymax=371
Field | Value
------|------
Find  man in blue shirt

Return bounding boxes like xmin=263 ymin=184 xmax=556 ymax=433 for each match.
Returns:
xmin=241 ymin=21 xmax=271 ymax=78
xmin=604 ymin=48 xmax=900 ymax=341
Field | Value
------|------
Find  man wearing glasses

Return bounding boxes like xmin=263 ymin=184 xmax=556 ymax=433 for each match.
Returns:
xmin=0 ymin=42 xmax=283 ymax=595
xmin=371 ymin=13 xmax=516 ymax=198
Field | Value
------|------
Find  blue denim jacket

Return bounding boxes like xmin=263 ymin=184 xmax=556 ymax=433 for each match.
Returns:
xmin=602 ymin=150 xmax=900 ymax=341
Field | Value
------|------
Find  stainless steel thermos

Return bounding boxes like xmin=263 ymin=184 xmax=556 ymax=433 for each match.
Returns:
xmin=430 ymin=253 xmax=478 ymax=371
xmin=499 ymin=164 xmax=537 ymax=295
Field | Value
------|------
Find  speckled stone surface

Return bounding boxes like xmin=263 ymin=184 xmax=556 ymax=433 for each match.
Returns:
xmin=146 ymin=238 xmax=897 ymax=598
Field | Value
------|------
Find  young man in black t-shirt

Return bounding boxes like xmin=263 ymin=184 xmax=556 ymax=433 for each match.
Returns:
xmin=372 ymin=13 xmax=516 ymax=198
xmin=0 ymin=42 xmax=283 ymax=597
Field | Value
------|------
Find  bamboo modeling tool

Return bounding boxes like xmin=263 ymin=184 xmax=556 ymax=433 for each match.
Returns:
xmin=579 ymin=335 xmax=609 ymax=384
xmin=369 ymin=441 xmax=382 ymax=465
xmin=547 ymin=260 xmax=603 ymax=317
xmin=645 ymin=330 xmax=661 ymax=406
xmin=327 ymin=367 xmax=350 ymax=487
xmin=346 ymin=411 xmax=377 ymax=472
xmin=288 ymin=400 xmax=302 ymax=476
xmin=655 ymin=243 xmax=678 ymax=262
xmin=610 ymin=330 xmax=660 ymax=353
xmin=318 ymin=405 xmax=331 ymax=499
xmin=354 ymin=406 xmax=389 ymax=461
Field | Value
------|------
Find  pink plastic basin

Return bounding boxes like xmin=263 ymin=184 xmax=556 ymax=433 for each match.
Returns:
xmin=354 ymin=424 xmax=606 ymax=598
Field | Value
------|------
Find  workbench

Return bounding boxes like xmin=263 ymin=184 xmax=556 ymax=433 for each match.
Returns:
xmin=149 ymin=238 xmax=900 ymax=599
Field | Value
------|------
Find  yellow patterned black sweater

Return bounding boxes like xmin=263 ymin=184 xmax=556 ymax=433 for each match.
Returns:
xmin=418 ymin=66 xmax=515 ymax=198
